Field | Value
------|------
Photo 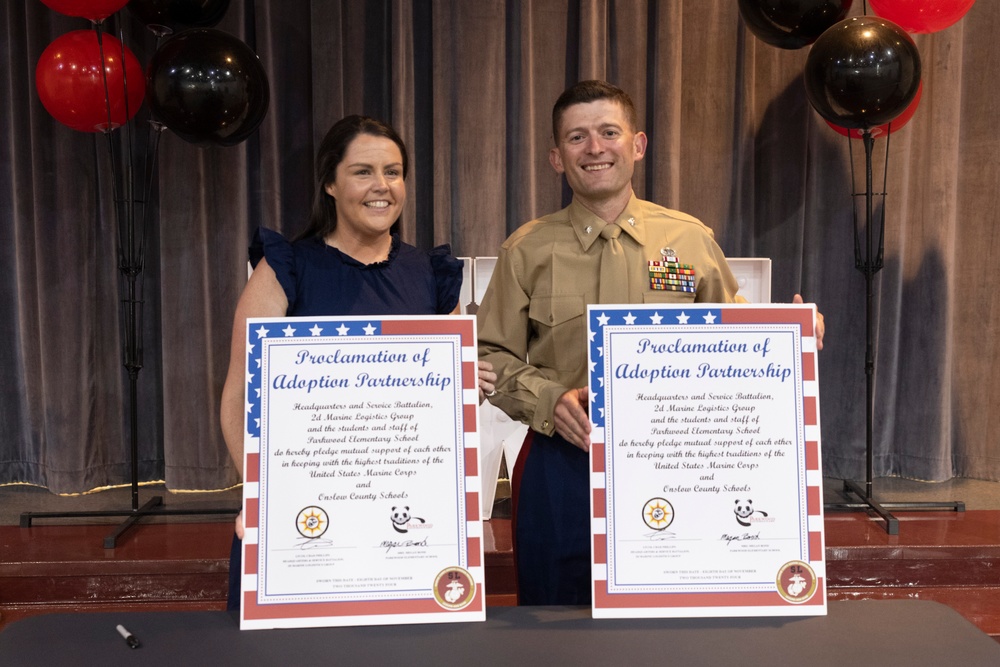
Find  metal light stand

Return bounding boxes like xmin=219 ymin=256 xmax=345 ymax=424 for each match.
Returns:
xmin=19 ymin=20 xmax=237 ymax=548
xmin=823 ymin=128 xmax=964 ymax=534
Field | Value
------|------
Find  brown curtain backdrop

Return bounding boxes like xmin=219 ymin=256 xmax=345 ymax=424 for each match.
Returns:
xmin=2 ymin=1 xmax=998 ymax=494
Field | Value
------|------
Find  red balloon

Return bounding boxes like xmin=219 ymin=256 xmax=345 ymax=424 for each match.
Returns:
xmin=38 ymin=0 xmax=129 ymax=21
xmin=868 ymin=0 xmax=976 ymax=34
xmin=825 ymin=81 xmax=923 ymax=138
xmin=35 ymin=30 xmax=145 ymax=132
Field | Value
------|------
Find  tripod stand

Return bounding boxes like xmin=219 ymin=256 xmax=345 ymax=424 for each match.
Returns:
xmin=823 ymin=128 xmax=964 ymax=534
xmin=19 ymin=25 xmax=237 ymax=548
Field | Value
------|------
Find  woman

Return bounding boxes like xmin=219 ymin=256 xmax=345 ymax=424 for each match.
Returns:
xmin=219 ymin=115 xmax=495 ymax=608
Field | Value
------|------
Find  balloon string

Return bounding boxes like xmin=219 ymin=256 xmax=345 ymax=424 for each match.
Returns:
xmin=878 ymin=125 xmax=890 ymax=268
xmin=848 ymin=135 xmax=862 ymax=269
xmin=848 ymin=126 xmax=890 ymax=274
xmin=866 ymin=132 xmax=874 ymax=275
xmin=93 ymin=23 xmax=114 ymax=133
xmin=94 ymin=17 xmax=144 ymax=373
xmin=116 ymin=18 xmax=140 ymax=276
xmin=141 ymin=123 xmax=166 ymax=265
xmin=93 ymin=24 xmax=126 ymax=280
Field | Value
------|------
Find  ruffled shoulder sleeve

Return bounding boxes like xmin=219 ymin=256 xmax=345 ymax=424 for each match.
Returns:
xmin=429 ymin=244 xmax=463 ymax=314
xmin=249 ymin=227 xmax=297 ymax=309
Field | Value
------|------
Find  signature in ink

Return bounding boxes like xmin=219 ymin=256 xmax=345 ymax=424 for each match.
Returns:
xmin=645 ymin=530 xmax=677 ymax=541
xmin=379 ymin=537 xmax=429 ymax=553
xmin=295 ymin=537 xmax=335 ymax=551
xmin=721 ymin=532 xmax=760 ymax=546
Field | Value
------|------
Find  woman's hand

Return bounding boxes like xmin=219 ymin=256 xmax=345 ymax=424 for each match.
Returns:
xmin=235 ymin=509 xmax=245 ymax=540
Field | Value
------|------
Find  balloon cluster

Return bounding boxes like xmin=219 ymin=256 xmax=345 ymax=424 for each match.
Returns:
xmin=739 ymin=0 xmax=977 ymax=137
xmin=33 ymin=0 xmax=269 ymax=146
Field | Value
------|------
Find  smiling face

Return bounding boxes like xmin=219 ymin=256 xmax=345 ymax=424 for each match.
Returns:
xmin=324 ymin=133 xmax=406 ymax=243
xmin=549 ymin=98 xmax=647 ymax=218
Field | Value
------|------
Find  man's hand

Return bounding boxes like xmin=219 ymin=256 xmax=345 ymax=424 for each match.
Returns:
xmin=793 ymin=294 xmax=825 ymax=351
xmin=554 ymin=386 xmax=591 ymax=452
xmin=477 ymin=360 xmax=497 ymax=404
xmin=235 ymin=509 xmax=245 ymax=540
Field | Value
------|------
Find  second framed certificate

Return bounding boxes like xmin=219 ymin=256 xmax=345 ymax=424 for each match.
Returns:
xmin=588 ymin=304 xmax=825 ymax=618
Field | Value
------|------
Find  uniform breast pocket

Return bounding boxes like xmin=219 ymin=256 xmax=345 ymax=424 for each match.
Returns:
xmin=528 ymin=294 xmax=586 ymax=373
xmin=643 ymin=290 xmax=696 ymax=305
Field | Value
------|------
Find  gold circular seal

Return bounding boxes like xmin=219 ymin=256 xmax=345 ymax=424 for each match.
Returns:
xmin=776 ymin=560 xmax=818 ymax=604
xmin=295 ymin=506 xmax=329 ymax=539
xmin=432 ymin=566 xmax=476 ymax=610
xmin=642 ymin=497 xmax=675 ymax=531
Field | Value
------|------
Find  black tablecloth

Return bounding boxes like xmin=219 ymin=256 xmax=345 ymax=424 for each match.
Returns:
xmin=2 ymin=600 xmax=998 ymax=666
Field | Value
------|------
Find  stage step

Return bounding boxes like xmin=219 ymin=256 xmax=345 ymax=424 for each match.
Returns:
xmin=823 ymin=510 xmax=1000 ymax=640
xmin=2 ymin=513 xmax=999 ymax=641
xmin=0 ymin=522 xmax=232 ymax=629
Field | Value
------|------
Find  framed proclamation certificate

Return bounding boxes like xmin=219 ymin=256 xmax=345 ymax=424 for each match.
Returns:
xmin=588 ymin=304 xmax=825 ymax=618
xmin=239 ymin=315 xmax=485 ymax=629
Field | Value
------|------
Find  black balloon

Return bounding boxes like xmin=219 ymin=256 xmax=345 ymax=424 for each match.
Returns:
xmin=804 ymin=16 xmax=921 ymax=130
xmin=738 ymin=0 xmax=853 ymax=49
xmin=128 ymin=0 xmax=230 ymax=35
xmin=146 ymin=29 xmax=269 ymax=146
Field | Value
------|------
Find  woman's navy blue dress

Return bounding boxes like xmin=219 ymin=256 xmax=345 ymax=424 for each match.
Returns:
xmin=228 ymin=227 xmax=463 ymax=610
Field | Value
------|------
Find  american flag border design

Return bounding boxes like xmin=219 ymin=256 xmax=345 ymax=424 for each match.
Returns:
xmin=587 ymin=304 xmax=824 ymax=617
xmin=239 ymin=315 xmax=484 ymax=629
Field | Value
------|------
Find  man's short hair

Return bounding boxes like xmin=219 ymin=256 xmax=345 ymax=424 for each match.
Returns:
xmin=551 ymin=80 xmax=639 ymax=143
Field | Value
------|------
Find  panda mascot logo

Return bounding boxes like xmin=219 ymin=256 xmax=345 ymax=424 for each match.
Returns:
xmin=734 ymin=499 xmax=768 ymax=527
xmin=390 ymin=506 xmax=426 ymax=533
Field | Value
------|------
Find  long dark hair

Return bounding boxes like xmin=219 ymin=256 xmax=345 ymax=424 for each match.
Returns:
xmin=295 ymin=115 xmax=409 ymax=242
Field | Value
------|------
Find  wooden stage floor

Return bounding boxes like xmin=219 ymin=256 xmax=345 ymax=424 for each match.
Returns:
xmin=2 ymin=509 xmax=999 ymax=641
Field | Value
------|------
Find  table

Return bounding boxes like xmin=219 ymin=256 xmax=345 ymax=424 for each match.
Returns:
xmin=2 ymin=600 xmax=998 ymax=666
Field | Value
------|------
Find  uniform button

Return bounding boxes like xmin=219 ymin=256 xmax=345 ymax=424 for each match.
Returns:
xmin=542 ymin=420 xmax=550 ymax=429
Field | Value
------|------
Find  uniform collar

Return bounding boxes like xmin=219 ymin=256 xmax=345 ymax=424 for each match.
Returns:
xmin=569 ymin=193 xmax=646 ymax=251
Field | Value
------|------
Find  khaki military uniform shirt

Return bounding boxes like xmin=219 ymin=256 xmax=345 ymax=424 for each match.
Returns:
xmin=477 ymin=194 xmax=742 ymax=435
